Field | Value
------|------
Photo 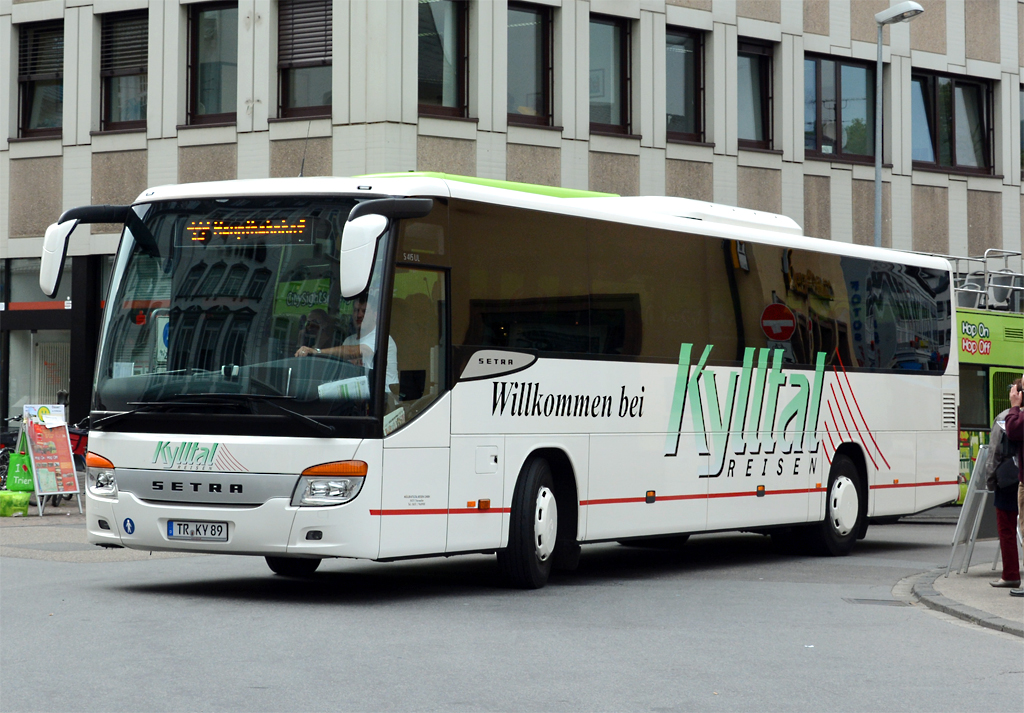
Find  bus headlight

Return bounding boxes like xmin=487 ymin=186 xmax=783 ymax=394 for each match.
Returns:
xmin=292 ymin=461 xmax=367 ymax=507
xmin=86 ymin=452 xmax=117 ymax=500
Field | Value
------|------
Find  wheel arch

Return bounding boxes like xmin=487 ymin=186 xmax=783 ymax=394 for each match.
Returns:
xmin=527 ymin=447 xmax=580 ymax=545
xmin=831 ymin=442 xmax=869 ymax=520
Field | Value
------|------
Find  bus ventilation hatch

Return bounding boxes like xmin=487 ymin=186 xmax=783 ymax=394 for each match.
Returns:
xmin=942 ymin=392 xmax=957 ymax=430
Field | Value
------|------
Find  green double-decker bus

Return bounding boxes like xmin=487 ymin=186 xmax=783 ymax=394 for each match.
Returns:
xmin=957 ymin=307 xmax=1024 ymax=500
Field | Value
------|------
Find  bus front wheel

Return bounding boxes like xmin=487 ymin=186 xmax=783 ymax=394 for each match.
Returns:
xmin=498 ymin=457 xmax=558 ymax=589
xmin=810 ymin=454 xmax=865 ymax=556
xmin=265 ymin=556 xmax=321 ymax=577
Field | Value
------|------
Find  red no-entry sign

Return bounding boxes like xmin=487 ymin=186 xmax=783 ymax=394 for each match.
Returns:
xmin=760 ymin=303 xmax=796 ymax=341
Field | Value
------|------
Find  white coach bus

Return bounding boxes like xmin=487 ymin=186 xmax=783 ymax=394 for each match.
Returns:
xmin=39 ymin=173 xmax=958 ymax=588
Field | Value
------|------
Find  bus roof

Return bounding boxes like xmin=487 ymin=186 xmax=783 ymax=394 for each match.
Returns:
xmin=134 ymin=174 xmax=952 ymax=274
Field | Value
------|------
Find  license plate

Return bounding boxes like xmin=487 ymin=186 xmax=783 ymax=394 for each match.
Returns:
xmin=167 ymin=520 xmax=228 ymax=541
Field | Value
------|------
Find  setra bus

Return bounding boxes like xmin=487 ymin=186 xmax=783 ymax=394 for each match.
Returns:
xmin=39 ymin=173 xmax=959 ymax=588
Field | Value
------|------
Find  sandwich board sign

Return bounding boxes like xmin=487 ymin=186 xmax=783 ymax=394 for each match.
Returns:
xmin=20 ymin=405 xmax=82 ymax=516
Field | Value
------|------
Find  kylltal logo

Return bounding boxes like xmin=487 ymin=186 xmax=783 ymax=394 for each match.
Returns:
xmin=664 ymin=344 xmax=826 ymax=477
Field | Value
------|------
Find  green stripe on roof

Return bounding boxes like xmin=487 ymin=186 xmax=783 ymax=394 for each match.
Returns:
xmin=358 ymin=172 xmax=618 ymax=199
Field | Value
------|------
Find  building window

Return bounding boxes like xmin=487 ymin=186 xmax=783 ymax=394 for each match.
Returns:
xmin=666 ymin=28 xmax=702 ymax=142
xmin=188 ymin=2 xmax=238 ymax=125
xmin=911 ymin=72 xmax=991 ymax=173
xmin=18 ymin=21 xmax=64 ymax=138
xmin=737 ymin=40 xmax=772 ymax=150
xmin=418 ymin=0 xmax=467 ymax=118
xmin=507 ymin=3 xmax=551 ymax=126
xmin=278 ymin=0 xmax=332 ymax=118
xmin=804 ymin=55 xmax=874 ymax=161
xmin=590 ymin=15 xmax=629 ymax=134
xmin=100 ymin=11 xmax=148 ymax=131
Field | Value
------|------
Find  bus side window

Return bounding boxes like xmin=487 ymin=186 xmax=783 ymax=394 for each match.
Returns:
xmin=386 ymin=267 xmax=447 ymax=432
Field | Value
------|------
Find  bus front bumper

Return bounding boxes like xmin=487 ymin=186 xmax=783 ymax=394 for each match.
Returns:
xmin=85 ymin=491 xmax=380 ymax=559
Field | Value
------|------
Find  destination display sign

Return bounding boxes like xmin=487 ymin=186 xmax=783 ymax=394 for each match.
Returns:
xmin=180 ymin=218 xmax=313 ymax=246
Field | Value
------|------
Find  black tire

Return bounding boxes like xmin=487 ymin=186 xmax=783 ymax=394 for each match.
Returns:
xmin=497 ymin=457 xmax=558 ymax=589
xmin=808 ymin=454 xmax=865 ymax=556
xmin=265 ymin=556 xmax=321 ymax=577
xmin=617 ymin=534 xmax=690 ymax=549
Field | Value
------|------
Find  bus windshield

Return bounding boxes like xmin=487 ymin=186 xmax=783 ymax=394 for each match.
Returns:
xmin=93 ymin=196 xmax=391 ymax=425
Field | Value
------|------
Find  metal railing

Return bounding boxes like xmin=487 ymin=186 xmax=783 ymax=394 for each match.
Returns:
xmin=910 ymin=249 xmax=1023 ymax=313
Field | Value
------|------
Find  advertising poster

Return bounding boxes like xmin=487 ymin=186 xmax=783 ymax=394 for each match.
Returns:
xmin=22 ymin=405 xmax=79 ymax=495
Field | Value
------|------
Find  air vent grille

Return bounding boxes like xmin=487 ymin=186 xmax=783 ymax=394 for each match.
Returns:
xmin=942 ymin=392 xmax=957 ymax=430
xmin=1004 ymin=327 xmax=1023 ymax=342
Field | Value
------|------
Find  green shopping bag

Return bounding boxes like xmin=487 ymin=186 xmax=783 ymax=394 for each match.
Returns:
xmin=7 ymin=451 xmax=35 ymax=492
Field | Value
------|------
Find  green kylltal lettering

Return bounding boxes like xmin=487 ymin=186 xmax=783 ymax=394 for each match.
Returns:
xmin=700 ymin=368 xmax=739 ymax=476
xmin=664 ymin=344 xmax=712 ymax=456
xmin=744 ymin=348 xmax=770 ymax=454
xmin=777 ymin=373 xmax=809 ymax=454
xmin=731 ymin=348 xmax=757 ymax=455
xmin=803 ymin=352 xmax=827 ymax=452
xmin=759 ymin=349 xmax=787 ymax=454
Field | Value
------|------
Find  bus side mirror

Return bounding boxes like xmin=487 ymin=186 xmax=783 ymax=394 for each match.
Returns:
xmin=39 ymin=219 xmax=80 ymax=298
xmin=340 ymin=214 xmax=388 ymax=298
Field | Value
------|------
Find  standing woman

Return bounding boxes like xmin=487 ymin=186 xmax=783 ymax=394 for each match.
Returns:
xmin=988 ymin=387 xmax=1021 ymax=588
xmin=1003 ymin=377 xmax=1024 ymax=598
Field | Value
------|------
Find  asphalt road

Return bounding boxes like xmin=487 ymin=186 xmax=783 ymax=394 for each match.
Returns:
xmin=1 ymin=516 xmax=1021 ymax=712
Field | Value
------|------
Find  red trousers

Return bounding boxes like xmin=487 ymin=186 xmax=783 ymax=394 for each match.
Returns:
xmin=996 ymin=507 xmax=1021 ymax=582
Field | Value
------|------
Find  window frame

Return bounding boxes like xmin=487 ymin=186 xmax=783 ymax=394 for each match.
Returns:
xmin=187 ymin=1 xmax=238 ymax=126
xmin=506 ymin=2 xmax=553 ymax=128
xmin=417 ymin=0 xmax=470 ymax=119
xmin=665 ymin=26 xmax=704 ymax=143
xmin=588 ymin=14 xmax=631 ymax=136
xmin=100 ymin=10 xmax=148 ymax=132
xmin=804 ymin=54 xmax=876 ymax=164
xmin=736 ymin=40 xmax=773 ymax=151
xmin=17 ymin=20 xmax=65 ymax=139
xmin=277 ymin=0 xmax=332 ymax=119
xmin=911 ymin=70 xmax=993 ymax=176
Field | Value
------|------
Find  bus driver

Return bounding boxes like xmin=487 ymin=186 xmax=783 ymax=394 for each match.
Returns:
xmin=295 ymin=294 xmax=399 ymax=393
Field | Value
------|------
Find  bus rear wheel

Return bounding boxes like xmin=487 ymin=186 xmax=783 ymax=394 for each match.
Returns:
xmin=265 ymin=556 xmax=321 ymax=577
xmin=498 ymin=457 xmax=558 ymax=589
xmin=809 ymin=454 xmax=864 ymax=556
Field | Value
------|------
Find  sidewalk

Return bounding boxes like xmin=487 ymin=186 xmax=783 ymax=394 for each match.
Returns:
xmin=909 ymin=564 xmax=1023 ymax=637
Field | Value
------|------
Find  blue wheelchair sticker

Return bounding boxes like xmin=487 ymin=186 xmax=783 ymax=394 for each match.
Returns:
xmin=123 ymin=518 xmax=135 ymax=535
xmin=163 ymin=323 xmax=170 ymax=347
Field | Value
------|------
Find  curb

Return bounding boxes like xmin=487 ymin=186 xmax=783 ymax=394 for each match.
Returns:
xmin=908 ymin=569 xmax=1023 ymax=638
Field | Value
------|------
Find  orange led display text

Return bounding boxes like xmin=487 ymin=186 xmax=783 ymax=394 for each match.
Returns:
xmin=185 ymin=219 xmax=311 ymax=243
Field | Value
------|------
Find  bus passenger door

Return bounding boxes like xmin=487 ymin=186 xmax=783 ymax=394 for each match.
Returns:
xmin=379 ymin=267 xmax=450 ymax=559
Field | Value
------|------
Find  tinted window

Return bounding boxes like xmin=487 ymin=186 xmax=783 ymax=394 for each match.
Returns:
xmin=449 ymin=200 xmax=951 ymax=374
xmin=451 ymin=201 xmax=589 ymax=358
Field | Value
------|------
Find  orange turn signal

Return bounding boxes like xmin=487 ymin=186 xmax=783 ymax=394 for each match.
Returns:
xmin=86 ymin=452 xmax=114 ymax=469
xmin=301 ymin=460 xmax=368 ymax=477
xmin=478 ymin=499 xmax=491 ymax=510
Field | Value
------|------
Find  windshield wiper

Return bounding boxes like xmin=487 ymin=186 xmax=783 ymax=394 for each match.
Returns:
xmin=196 ymin=394 xmax=336 ymax=436
xmin=92 ymin=394 xmax=336 ymax=436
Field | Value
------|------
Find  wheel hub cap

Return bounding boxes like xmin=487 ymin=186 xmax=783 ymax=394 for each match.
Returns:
xmin=829 ymin=476 xmax=859 ymax=536
xmin=534 ymin=487 xmax=558 ymax=561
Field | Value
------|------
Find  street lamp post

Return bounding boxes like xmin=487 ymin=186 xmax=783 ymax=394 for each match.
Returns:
xmin=874 ymin=1 xmax=924 ymax=249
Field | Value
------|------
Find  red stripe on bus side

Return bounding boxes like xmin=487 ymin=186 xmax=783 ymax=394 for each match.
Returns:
xmin=581 ymin=487 xmax=827 ymax=506
xmin=870 ymin=480 xmax=958 ymax=490
xmin=369 ymin=508 xmax=510 ymax=516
